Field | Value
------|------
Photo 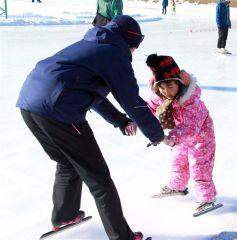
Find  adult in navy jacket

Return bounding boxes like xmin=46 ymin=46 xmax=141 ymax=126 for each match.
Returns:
xmin=16 ymin=15 xmax=164 ymax=240
xmin=216 ymin=0 xmax=231 ymax=54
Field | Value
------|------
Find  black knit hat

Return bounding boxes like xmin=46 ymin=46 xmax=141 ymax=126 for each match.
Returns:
xmin=146 ymin=54 xmax=181 ymax=83
xmin=112 ymin=15 xmax=144 ymax=48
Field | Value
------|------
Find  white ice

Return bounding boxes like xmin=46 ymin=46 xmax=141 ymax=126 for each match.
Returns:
xmin=0 ymin=0 xmax=237 ymax=239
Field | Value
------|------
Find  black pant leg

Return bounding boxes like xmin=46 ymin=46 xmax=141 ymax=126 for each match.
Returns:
xmin=69 ymin=124 xmax=134 ymax=240
xmin=223 ymin=27 xmax=228 ymax=48
xmin=217 ymin=27 xmax=228 ymax=48
xmin=20 ymin=109 xmax=82 ymax=225
xmin=162 ymin=7 xmax=167 ymax=14
xmin=52 ymin=163 xmax=82 ymax=225
xmin=20 ymin=109 xmax=134 ymax=240
xmin=217 ymin=28 xmax=224 ymax=48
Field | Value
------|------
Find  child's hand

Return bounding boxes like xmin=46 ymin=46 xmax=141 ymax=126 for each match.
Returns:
xmin=163 ymin=136 xmax=175 ymax=147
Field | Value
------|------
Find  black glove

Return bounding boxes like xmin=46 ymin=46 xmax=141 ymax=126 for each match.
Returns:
xmin=146 ymin=140 xmax=162 ymax=147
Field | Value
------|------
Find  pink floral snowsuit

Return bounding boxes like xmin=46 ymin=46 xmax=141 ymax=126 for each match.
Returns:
xmin=147 ymin=75 xmax=216 ymax=203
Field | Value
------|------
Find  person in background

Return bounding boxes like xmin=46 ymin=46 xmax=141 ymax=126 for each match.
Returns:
xmin=32 ymin=0 xmax=42 ymax=2
xmin=172 ymin=0 xmax=176 ymax=15
xmin=216 ymin=0 xmax=231 ymax=54
xmin=162 ymin=0 xmax=168 ymax=15
xmin=16 ymin=15 xmax=164 ymax=240
xmin=146 ymin=54 xmax=217 ymax=213
xmin=92 ymin=0 xmax=123 ymax=27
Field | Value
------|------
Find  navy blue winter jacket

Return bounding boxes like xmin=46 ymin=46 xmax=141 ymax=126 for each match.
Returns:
xmin=216 ymin=0 xmax=231 ymax=28
xmin=162 ymin=0 xmax=168 ymax=7
xmin=16 ymin=22 xmax=164 ymax=142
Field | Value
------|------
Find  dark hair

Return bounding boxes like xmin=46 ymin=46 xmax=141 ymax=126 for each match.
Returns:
xmin=154 ymin=79 xmax=183 ymax=99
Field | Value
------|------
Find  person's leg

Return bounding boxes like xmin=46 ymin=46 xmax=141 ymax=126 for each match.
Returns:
xmin=167 ymin=144 xmax=190 ymax=191
xmin=217 ymin=27 xmax=224 ymax=48
xmin=21 ymin=109 xmax=134 ymax=240
xmin=218 ymin=27 xmax=228 ymax=49
xmin=189 ymin=140 xmax=216 ymax=203
xmin=50 ymin=122 xmax=134 ymax=240
xmin=51 ymin=163 xmax=82 ymax=226
xmin=92 ymin=13 xmax=110 ymax=27
xmin=222 ymin=27 xmax=229 ymax=49
xmin=20 ymin=109 xmax=82 ymax=225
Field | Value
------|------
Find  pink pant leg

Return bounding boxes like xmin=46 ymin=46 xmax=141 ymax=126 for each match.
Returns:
xmin=168 ymin=144 xmax=190 ymax=191
xmin=189 ymin=141 xmax=216 ymax=203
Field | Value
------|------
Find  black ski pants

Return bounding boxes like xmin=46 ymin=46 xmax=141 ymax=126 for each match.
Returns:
xmin=162 ymin=6 xmax=167 ymax=14
xmin=217 ymin=27 xmax=229 ymax=49
xmin=20 ymin=109 xmax=134 ymax=240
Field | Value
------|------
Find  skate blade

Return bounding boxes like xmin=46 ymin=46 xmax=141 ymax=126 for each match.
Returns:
xmin=39 ymin=216 xmax=92 ymax=239
xmin=193 ymin=203 xmax=223 ymax=217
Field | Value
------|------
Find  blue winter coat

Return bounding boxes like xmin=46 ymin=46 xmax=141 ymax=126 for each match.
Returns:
xmin=216 ymin=0 xmax=231 ymax=28
xmin=162 ymin=0 xmax=168 ymax=7
xmin=16 ymin=22 xmax=164 ymax=142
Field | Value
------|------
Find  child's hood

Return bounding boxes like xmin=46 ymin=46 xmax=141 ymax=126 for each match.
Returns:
xmin=178 ymin=74 xmax=200 ymax=105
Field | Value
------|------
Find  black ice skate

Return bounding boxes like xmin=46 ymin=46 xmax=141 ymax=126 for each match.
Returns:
xmin=39 ymin=211 xmax=92 ymax=239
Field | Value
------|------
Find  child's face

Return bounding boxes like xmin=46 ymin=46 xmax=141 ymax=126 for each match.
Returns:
xmin=158 ymin=80 xmax=180 ymax=100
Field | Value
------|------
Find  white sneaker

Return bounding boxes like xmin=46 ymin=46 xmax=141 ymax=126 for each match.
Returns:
xmin=221 ymin=48 xmax=229 ymax=54
xmin=217 ymin=48 xmax=222 ymax=53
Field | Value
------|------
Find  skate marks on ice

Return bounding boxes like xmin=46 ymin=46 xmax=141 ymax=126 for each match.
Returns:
xmin=39 ymin=216 xmax=92 ymax=239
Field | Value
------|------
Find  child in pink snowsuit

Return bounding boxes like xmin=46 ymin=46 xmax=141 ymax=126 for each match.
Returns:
xmin=146 ymin=54 xmax=217 ymax=210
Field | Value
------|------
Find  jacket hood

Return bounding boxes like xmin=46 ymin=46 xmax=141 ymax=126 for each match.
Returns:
xmin=83 ymin=22 xmax=129 ymax=50
xmin=178 ymin=74 xmax=199 ymax=105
